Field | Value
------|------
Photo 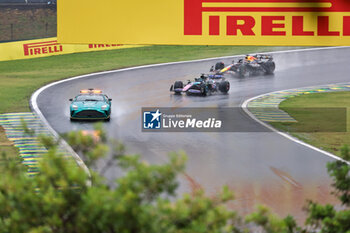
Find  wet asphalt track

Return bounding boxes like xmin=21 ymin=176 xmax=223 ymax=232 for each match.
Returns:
xmin=37 ymin=47 xmax=350 ymax=221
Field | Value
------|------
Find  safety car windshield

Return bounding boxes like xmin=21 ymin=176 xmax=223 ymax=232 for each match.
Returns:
xmin=75 ymin=95 xmax=105 ymax=102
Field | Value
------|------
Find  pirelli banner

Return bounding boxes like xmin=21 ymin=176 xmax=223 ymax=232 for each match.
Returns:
xmin=0 ymin=37 xmax=143 ymax=62
xmin=58 ymin=0 xmax=350 ymax=46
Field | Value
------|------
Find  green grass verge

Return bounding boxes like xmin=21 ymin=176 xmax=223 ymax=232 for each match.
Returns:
xmin=270 ymin=91 xmax=350 ymax=157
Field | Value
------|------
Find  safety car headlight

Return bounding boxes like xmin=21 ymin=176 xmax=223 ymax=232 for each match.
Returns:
xmin=101 ymin=105 xmax=108 ymax=110
xmin=72 ymin=104 xmax=78 ymax=110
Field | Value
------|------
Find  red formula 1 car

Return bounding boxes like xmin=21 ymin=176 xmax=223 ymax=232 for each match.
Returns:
xmin=210 ymin=54 xmax=276 ymax=77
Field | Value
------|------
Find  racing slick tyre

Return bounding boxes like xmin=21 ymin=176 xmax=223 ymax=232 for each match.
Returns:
xmin=173 ymin=81 xmax=184 ymax=94
xmin=215 ymin=62 xmax=225 ymax=71
xmin=219 ymin=81 xmax=230 ymax=94
xmin=174 ymin=81 xmax=183 ymax=89
xmin=200 ymin=84 xmax=208 ymax=96
xmin=261 ymin=61 xmax=275 ymax=75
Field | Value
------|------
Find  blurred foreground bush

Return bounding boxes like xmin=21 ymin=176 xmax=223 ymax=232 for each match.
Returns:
xmin=0 ymin=124 xmax=348 ymax=233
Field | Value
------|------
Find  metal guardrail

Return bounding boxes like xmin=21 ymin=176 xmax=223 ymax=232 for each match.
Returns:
xmin=0 ymin=0 xmax=56 ymax=4
xmin=0 ymin=4 xmax=56 ymax=43
xmin=0 ymin=22 xmax=56 ymax=42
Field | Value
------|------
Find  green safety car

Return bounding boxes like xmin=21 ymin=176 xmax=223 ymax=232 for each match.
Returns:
xmin=69 ymin=89 xmax=112 ymax=121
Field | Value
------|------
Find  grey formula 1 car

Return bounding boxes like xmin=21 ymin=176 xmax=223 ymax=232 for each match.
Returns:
xmin=170 ymin=74 xmax=230 ymax=96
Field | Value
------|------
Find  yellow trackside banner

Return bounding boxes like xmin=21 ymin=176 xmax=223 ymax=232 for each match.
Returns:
xmin=58 ymin=0 xmax=350 ymax=46
xmin=0 ymin=37 xmax=143 ymax=62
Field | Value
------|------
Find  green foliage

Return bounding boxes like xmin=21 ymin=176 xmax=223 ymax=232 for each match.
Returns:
xmin=66 ymin=123 xmax=108 ymax=169
xmin=0 ymin=123 xmax=349 ymax=232
xmin=0 ymin=125 xmax=243 ymax=233
xmin=304 ymin=201 xmax=350 ymax=233
xmin=303 ymin=145 xmax=350 ymax=233
xmin=155 ymin=187 xmax=239 ymax=233
xmin=327 ymin=162 xmax=350 ymax=206
xmin=246 ymin=205 xmax=301 ymax=233
xmin=20 ymin=118 xmax=35 ymax=137
xmin=0 ymin=126 xmax=19 ymax=168
xmin=0 ymin=147 xmax=88 ymax=233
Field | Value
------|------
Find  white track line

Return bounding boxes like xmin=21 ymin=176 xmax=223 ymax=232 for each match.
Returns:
xmin=241 ymin=86 xmax=350 ymax=165
xmin=30 ymin=46 xmax=350 ymax=171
